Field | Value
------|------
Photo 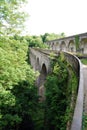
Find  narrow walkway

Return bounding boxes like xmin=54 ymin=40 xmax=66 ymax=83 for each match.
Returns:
xmin=83 ymin=65 xmax=87 ymax=114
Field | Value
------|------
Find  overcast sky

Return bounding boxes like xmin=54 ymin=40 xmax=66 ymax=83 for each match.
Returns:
xmin=24 ymin=0 xmax=87 ymax=36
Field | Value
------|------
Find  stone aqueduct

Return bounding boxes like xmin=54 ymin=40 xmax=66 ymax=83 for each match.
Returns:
xmin=46 ymin=32 xmax=87 ymax=54
xmin=29 ymin=33 xmax=87 ymax=130
xmin=30 ymin=32 xmax=87 ymax=74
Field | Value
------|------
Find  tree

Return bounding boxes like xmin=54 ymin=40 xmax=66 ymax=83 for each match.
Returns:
xmin=75 ymin=35 xmax=80 ymax=51
xmin=23 ymin=35 xmax=48 ymax=48
xmin=0 ymin=0 xmax=28 ymax=35
xmin=0 ymin=1 xmax=43 ymax=129
xmin=0 ymin=37 xmax=39 ymax=129
xmin=41 ymin=32 xmax=65 ymax=42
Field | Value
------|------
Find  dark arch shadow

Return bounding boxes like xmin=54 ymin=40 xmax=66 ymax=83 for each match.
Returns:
xmin=41 ymin=63 xmax=47 ymax=75
xmin=36 ymin=63 xmax=47 ymax=87
xmin=60 ymin=41 xmax=66 ymax=51
xmin=38 ymin=63 xmax=47 ymax=101
xmin=80 ymin=38 xmax=87 ymax=53
xmin=68 ymin=40 xmax=75 ymax=52
xmin=39 ymin=63 xmax=47 ymax=86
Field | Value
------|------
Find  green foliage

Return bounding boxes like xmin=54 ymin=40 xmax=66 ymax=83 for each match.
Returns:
xmin=0 ymin=0 xmax=28 ymax=35
xmin=82 ymin=114 xmax=87 ymax=130
xmin=16 ymin=35 xmax=48 ymax=49
xmin=10 ymin=33 xmax=65 ymax=49
xmin=25 ymin=35 xmax=45 ymax=48
xmin=0 ymin=0 xmax=39 ymax=128
xmin=44 ymin=53 xmax=78 ymax=130
xmin=0 ymin=35 xmax=78 ymax=129
xmin=0 ymin=37 xmax=37 ymax=87
xmin=44 ymin=54 xmax=68 ymax=130
xmin=0 ymin=37 xmax=39 ymax=129
xmin=41 ymin=32 xmax=65 ymax=42
xmin=75 ymin=35 xmax=79 ymax=51
xmin=11 ymin=81 xmax=39 ymax=130
xmin=49 ymin=52 xmax=56 ymax=60
xmin=81 ymin=59 xmax=87 ymax=65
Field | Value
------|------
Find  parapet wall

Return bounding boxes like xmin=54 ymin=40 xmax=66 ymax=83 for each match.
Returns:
xmin=64 ymin=52 xmax=79 ymax=76
xmin=64 ymin=52 xmax=84 ymax=130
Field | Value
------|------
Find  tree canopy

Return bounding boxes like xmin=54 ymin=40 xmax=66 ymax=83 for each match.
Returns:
xmin=0 ymin=0 xmax=28 ymax=35
xmin=41 ymin=32 xmax=65 ymax=42
xmin=0 ymin=36 xmax=40 ymax=129
xmin=0 ymin=1 xmax=41 ymax=129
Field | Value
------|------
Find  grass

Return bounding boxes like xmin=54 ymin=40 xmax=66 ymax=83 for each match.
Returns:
xmin=81 ymin=59 xmax=87 ymax=65
xmin=82 ymin=114 xmax=87 ymax=130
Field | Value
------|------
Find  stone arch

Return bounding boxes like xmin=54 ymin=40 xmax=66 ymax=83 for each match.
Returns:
xmin=40 ymin=63 xmax=47 ymax=81
xmin=68 ymin=40 xmax=76 ymax=52
xmin=60 ymin=41 xmax=66 ymax=51
xmin=38 ymin=63 xmax=47 ymax=101
xmin=80 ymin=38 xmax=87 ymax=54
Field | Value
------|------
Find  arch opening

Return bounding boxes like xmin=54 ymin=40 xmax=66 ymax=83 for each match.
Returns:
xmin=80 ymin=38 xmax=87 ymax=54
xmin=38 ymin=63 xmax=47 ymax=101
xmin=68 ymin=40 xmax=75 ymax=52
xmin=40 ymin=63 xmax=47 ymax=84
xmin=60 ymin=41 xmax=66 ymax=51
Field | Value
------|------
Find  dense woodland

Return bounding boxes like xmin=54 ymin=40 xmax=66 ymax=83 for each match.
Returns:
xmin=0 ymin=0 xmax=78 ymax=130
